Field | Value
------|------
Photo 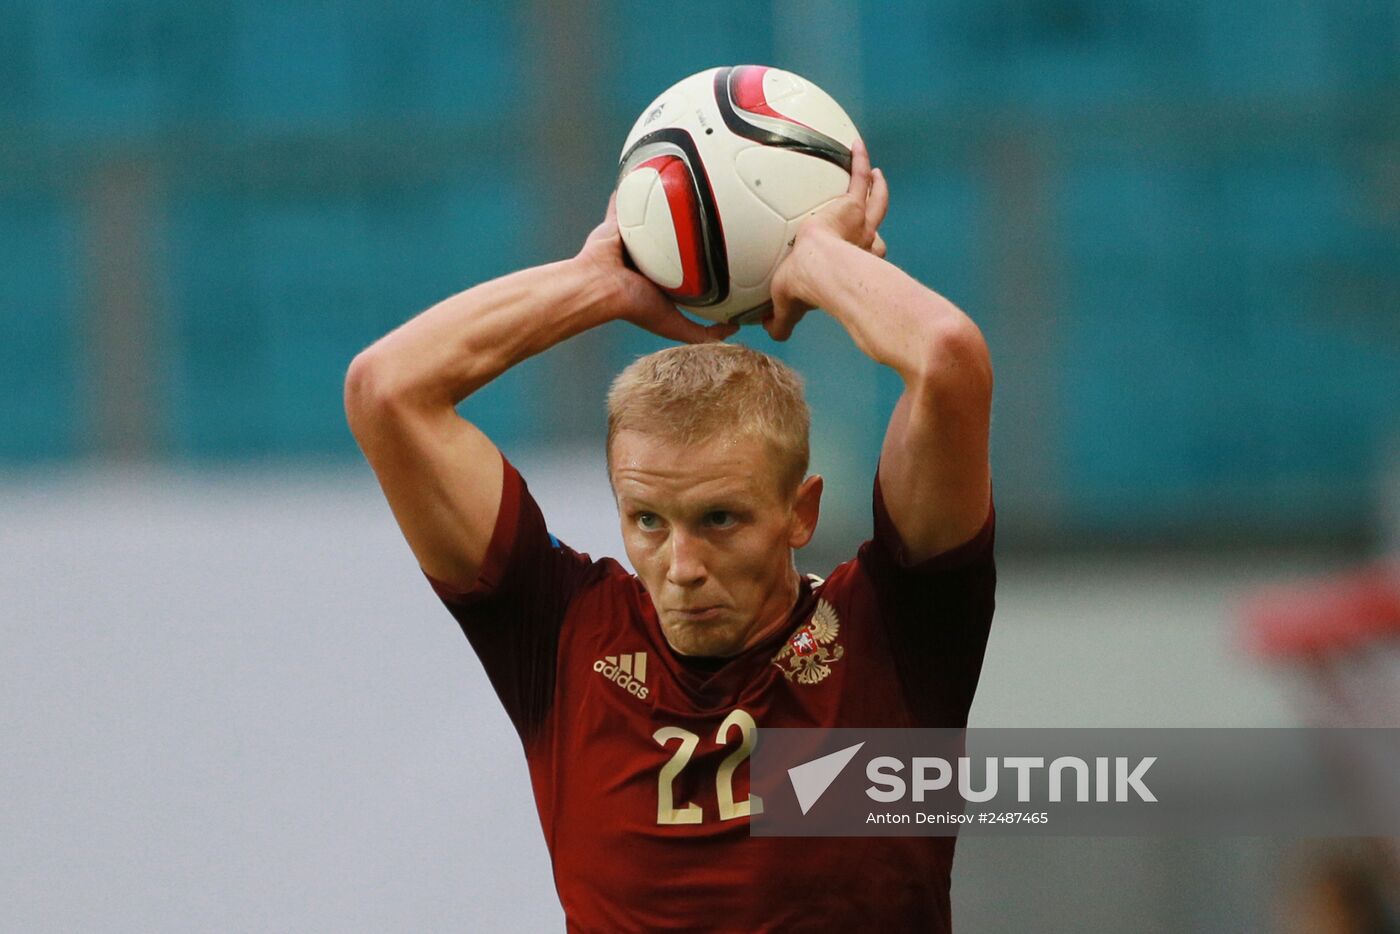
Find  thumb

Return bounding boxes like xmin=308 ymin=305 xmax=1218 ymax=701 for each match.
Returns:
xmin=764 ymin=294 xmax=808 ymax=342
xmin=639 ymin=303 xmax=738 ymax=345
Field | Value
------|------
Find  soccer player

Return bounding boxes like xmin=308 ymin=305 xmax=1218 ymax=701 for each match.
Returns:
xmin=345 ymin=141 xmax=994 ymax=932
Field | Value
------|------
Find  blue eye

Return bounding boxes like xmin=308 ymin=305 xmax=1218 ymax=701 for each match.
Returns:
xmin=637 ymin=513 xmax=662 ymax=531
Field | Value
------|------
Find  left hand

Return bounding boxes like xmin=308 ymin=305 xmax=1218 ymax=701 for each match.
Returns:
xmin=577 ymin=193 xmax=738 ymax=344
xmin=765 ymin=138 xmax=889 ymax=341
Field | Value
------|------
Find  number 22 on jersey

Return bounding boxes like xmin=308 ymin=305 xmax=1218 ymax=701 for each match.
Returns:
xmin=652 ymin=709 xmax=762 ymax=825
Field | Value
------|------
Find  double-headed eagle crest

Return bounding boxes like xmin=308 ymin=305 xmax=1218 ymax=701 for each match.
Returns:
xmin=771 ymin=598 xmax=845 ymax=685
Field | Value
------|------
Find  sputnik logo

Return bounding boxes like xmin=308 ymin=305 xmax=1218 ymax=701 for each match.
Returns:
xmin=787 ymin=742 xmax=865 ymax=815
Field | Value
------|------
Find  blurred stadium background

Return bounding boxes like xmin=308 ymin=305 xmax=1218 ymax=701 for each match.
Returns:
xmin=3 ymin=1 xmax=1398 ymax=931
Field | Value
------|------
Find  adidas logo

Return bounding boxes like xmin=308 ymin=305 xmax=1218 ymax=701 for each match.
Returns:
xmin=593 ymin=652 xmax=650 ymax=701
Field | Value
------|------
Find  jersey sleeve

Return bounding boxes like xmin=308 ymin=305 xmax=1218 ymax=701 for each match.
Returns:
xmin=424 ymin=454 xmax=602 ymax=741
xmin=856 ymin=472 xmax=997 ymax=728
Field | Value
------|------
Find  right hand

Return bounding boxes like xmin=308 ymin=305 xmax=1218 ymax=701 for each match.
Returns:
xmin=765 ymin=138 xmax=889 ymax=341
xmin=576 ymin=194 xmax=737 ymax=344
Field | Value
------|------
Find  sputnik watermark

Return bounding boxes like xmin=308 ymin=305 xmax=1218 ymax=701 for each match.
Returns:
xmin=865 ymin=755 xmax=1156 ymax=803
xmin=785 ymin=743 xmax=1156 ymax=817
xmin=752 ymin=728 xmax=1400 ymax=837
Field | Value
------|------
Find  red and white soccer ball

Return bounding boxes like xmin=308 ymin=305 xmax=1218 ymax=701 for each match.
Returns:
xmin=615 ymin=65 xmax=859 ymax=324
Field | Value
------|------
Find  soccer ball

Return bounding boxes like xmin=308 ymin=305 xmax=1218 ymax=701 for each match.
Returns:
xmin=615 ymin=65 xmax=859 ymax=324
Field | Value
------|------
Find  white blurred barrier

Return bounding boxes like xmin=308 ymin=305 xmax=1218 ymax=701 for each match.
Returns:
xmin=0 ymin=453 xmax=1346 ymax=932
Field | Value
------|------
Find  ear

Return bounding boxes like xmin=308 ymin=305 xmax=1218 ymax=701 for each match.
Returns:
xmin=788 ymin=474 xmax=823 ymax=549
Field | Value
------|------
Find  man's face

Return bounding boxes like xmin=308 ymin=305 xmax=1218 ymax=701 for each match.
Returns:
xmin=610 ymin=429 xmax=821 ymax=657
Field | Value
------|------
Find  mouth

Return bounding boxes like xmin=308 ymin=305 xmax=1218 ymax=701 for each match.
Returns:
xmin=670 ymin=606 xmax=724 ymax=622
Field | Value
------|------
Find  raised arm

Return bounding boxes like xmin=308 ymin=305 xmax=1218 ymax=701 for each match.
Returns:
xmin=768 ymin=141 xmax=993 ymax=563
xmin=345 ymin=199 xmax=734 ymax=590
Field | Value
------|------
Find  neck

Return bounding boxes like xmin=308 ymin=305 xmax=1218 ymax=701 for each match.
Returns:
xmin=737 ymin=565 xmax=804 ymax=653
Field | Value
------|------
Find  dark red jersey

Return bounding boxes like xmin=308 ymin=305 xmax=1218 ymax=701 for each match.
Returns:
xmin=429 ymin=456 xmax=996 ymax=933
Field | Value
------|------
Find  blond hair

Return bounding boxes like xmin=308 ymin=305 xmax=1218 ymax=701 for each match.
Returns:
xmin=606 ymin=343 xmax=810 ymax=496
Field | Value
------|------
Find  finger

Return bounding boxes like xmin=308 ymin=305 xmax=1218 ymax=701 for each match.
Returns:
xmin=644 ymin=305 xmax=728 ymax=345
xmin=761 ymin=308 xmax=779 ymax=341
xmin=867 ymin=167 xmax=890 ymax=231
xmin=772 ymin=307 xmax=808 ymax=342
xmin=586 ymin=193 xmax=621 ymax=246
xmin=846 ymin=137 xmax=872 ymax=203
xmin=761 ymin=301 xmax=786 ymax=341
xmin=765 ymin=296 xmax=807 ymax=342
xmin=705 ymin=321 xmax=741 ymax=342
xmin=871 ymin=233 xmax=887 ymax=259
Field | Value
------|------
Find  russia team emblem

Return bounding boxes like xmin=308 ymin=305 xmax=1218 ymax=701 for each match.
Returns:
xmin=791 ymin=629 xmax=817 ymax=656
xmin=772 ymin=599 xmax=845 ymax=685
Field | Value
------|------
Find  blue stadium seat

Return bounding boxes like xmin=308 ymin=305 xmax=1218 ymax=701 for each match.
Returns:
xmin=0 ymin=193 xmax=80 ymax=461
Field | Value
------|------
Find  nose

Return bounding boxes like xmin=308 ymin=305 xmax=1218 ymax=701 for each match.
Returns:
xmin=665 ymin=528 xmax=708 ymax=588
